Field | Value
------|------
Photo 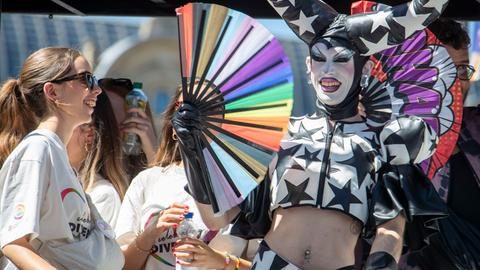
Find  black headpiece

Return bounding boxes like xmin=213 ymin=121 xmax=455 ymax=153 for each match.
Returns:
xmin=268 ymin=0 xmax=449 ymax=55
xmin=268 ymin=0 xmax=448 ymax=119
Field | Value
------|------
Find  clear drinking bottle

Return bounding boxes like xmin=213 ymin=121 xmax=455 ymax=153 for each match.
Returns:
xmin=176 ymin=212 xmax=201 ymax=270
xmin=123 ymin=82 xmax=148 ymax=155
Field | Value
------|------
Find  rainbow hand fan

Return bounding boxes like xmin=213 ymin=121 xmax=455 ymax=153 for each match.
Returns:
xmin=176 ymin=3 xmax=293 ymax=215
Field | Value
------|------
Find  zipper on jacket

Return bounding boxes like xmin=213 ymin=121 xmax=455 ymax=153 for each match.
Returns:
xmin=316 ymin=120 xmax=337 ymax=203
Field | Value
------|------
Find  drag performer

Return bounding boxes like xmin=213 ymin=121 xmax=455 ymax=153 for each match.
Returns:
xmin=172 ymin=0 xmax=451 ymax=269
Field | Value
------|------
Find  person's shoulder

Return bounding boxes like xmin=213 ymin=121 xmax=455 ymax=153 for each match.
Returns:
xmin=89 ymin=179 xmax=121 ymax=202
xmin=287 ymin=113 xmax=325 ymax=135
xmin=134 ymin=165 xmax=186 ymax=186
xmin=131 ymin=166 xmax=170 ymax=184
xmin=380 ymin=115 xmax=437 ymax=164
xmin=7 ymin=131 xmax=53 ymax=163
xmin=91 ymin=179 xmax=117 ymax=194
xmin=288 ymin=113 xmax=323 ymax=124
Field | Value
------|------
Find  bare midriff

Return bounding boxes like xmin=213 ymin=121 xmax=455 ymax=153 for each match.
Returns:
xmin=264 ymin=206 xmax=361 ymax=270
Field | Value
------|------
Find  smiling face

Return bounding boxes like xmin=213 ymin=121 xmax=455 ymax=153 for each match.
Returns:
xmin=306 ymin=42 xmax=356 ymax=106
xmin=54 ymin=56 xmax=102 ymax=125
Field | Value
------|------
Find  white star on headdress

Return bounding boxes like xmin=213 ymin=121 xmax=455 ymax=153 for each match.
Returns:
xmin=290 ymin=10 xmax=318 ymax=36
xmin=359 ymin=32 xmax=389 ymax=56
xmin=366 ymin=10 xmax=391 ymax=33
xmin=271 ymin=4 xmax=290 ymax=16
xmin=422 ymin=0 xmax=449 ymax=14
xmin=392 ymin=4 xmax=431 ymax=38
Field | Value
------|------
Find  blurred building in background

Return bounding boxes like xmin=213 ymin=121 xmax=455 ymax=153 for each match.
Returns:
xmin=2 ymin=14 xmax=479 ymax=130
xmin=0 ymin=13 xmax=318 ymax=131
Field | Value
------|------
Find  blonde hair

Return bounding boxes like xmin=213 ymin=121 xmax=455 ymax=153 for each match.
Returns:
xmin=0 ymin=47 xmax=81 ymax=166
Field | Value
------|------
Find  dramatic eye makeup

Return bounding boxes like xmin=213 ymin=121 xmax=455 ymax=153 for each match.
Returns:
xmin=310 ymin=46 xmax=327 ymax=62
xmin=333 ymin=49 xmax=354 ymax=63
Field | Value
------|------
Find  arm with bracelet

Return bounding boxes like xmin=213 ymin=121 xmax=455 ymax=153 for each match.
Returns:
xmin=173 ymin=237 xmax=251 ymax=270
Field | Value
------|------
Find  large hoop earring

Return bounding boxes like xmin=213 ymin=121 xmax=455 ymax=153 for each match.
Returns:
xmin=172 ymin=133 xmax=178 ymax=141
xmin=360 ymin=74 xmax=369 ymax=89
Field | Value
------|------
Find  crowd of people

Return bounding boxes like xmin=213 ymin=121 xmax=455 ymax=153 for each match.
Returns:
xmin=0 ymin=0 xmax=479 ymax=269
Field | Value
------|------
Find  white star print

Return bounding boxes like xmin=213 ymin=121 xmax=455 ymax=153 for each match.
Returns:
xmin=366 ymin=10 xmax=391 ymax=33
xmin=422 ymin=0 xmax=449 ymax=14
xmin=359 ymin=31 xmax=389 ymax=56
xmin=271 ymin=4 xmax=289 ymax=16
xmin=288 ymin=0 xmax=295 ymax=6
xmin=290 ymin=10 xmax=318 ymax=36
xmin=392 ymin=4 xmax=431 ymax=38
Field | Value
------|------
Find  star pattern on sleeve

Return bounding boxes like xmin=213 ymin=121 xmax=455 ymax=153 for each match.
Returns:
xmin=326 ymin=180 xmax=362 ymax=212
xmin=275 ymin=144 xmax=303 ymax=180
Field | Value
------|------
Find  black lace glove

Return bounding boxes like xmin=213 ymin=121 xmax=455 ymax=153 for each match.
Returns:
xmin=171 ymin=103 xmax=212 ymax=205
xmin=364 ymin=252 xmax=397 ymax=270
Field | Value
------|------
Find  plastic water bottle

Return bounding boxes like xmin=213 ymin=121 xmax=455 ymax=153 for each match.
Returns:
xmin=123 ymin=82 xmax=148 ymax=156
xmin=176 ymin=212 xmax=201 ymax=270
xmin=177 ymin=212 xmax=200 ymax=239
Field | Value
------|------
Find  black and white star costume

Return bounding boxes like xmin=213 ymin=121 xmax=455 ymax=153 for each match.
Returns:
xmin=270 ymin=114 xmax=438 ymax=226
xmin=171 ymin=0 xmax=451 ymax=269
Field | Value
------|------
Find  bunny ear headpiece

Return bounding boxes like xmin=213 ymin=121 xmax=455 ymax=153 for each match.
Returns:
xmin=268 ymin=0 xmax=449 ymax=55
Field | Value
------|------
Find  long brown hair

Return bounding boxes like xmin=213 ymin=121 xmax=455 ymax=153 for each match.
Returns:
xmin=81 ymin=91 xmax=129 ymax=199
xmin=151 ymin=88 xmax=182 ymax=167
xmin=0 ymin=47 xmax=81 ymax=166
xmin=99 ymin=78 xmax=157 ymax=180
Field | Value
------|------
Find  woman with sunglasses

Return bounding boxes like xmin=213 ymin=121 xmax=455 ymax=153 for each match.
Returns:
xmin=0 ymin=47 xmax=124 ymax=269
xmin=115 ymin=86 xmax=253 ymax=270
xmin=98 ymin=78 xmax=158 ymax=180
xmin=67 ymin=90 xmax=129 ymax=229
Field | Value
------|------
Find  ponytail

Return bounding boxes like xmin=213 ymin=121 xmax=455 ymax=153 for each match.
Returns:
xmin=0 ymin=47 xmax=82 ymax=167
xmin=0 ymin=79 xmax=38 ymax=166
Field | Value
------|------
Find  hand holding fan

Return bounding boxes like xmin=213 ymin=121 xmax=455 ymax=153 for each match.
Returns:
xmin=174 ymin=3 xmax=293 ymax=215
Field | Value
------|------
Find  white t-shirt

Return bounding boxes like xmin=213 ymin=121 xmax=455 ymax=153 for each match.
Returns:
xmin=0 ymin=130 xmax=93 ymax=269
xmin=88 ymin=179 xmax=121 ymax=228
xmin=115 ymin=165 xmax=207 ymax=270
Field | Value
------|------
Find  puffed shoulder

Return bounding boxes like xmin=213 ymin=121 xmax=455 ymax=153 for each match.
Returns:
xmin=379 ymin=115 xmax=438 ymax=165
xmin=368 ymin=164 xmax=447 ymax=251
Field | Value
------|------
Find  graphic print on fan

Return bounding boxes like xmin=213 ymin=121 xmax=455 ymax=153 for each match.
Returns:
xmin=362 ymin=29 xmax=463 ymax=179
xmin=175 ymin=3 xmax=294 ymax=214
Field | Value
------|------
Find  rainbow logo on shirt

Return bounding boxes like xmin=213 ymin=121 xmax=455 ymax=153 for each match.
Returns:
xmin=151 ymin=253 xmax=175 ymax=267
xmin=61 ymin=188 xmax=86 ymax=203
xmin=14 ymin=203 xmax=25 ymax=220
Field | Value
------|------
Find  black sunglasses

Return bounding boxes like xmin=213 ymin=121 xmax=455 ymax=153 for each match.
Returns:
xmin=98 ymin=78 xmax=133 ymax=97
xmin=51 ymin=72 xmax=98 ymax=90
xmin=456 ymin=64 xmax=476 ymax=81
